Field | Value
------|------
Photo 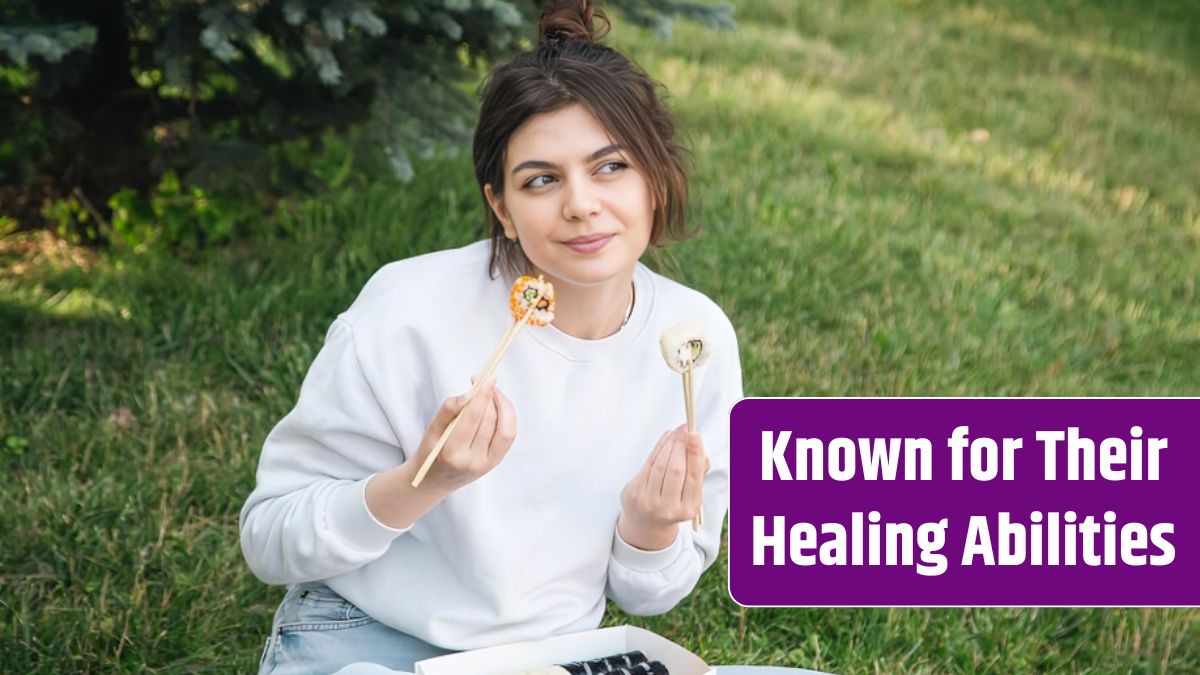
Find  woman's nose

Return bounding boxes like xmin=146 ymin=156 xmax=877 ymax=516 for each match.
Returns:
xmin=562 ymin=174 xmax=602 ymax=221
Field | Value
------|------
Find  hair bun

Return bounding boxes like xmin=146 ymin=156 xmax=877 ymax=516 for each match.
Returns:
xmin=538 ymin=0 xmax=611 ymax=48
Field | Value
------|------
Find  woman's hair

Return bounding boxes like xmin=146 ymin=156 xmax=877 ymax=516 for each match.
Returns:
xmin=473 ymin=0 xmax=692 ymax=279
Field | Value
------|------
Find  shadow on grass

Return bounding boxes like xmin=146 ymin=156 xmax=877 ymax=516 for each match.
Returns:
xmin=657 ymin=0 xmax=1200 ymax=215
xmin=728 ymin=0 xmax=1200 ymax=78
xmin=1 ymin=280 xmax=129 ymax=352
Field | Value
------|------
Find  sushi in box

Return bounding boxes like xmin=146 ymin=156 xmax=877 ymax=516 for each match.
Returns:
xmin=413 ymin=626 xmax=715 ymax=675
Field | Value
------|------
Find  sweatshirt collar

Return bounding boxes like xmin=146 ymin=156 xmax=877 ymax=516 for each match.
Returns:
xmin=519 ymin=263 xmax=655 ymax=363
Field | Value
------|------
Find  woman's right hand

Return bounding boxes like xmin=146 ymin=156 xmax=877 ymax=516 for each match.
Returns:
xmin=364 ymin=377 xmax=515 ymax=529
xmin=408 ymin=377 xmax=517 ymax=494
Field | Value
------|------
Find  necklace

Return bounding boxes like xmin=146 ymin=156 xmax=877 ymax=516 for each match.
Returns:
xmin=620 ymin=280 xmax=636 ymax=328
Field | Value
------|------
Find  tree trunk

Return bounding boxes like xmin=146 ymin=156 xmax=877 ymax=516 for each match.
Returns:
xmin=20 ymin=0 xmax=158 ymax=242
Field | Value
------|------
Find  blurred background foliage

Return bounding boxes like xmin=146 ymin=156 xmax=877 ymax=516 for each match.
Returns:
xmin=0 ymin=0 xmax=733 ymax=250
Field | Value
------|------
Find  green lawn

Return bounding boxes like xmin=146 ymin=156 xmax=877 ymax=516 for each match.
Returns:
xmin=3 ymin=0 xmax=1198 ymax=672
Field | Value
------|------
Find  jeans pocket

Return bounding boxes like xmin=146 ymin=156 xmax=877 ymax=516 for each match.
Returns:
xmin=276 ymin=582 xmax=377 ymax=634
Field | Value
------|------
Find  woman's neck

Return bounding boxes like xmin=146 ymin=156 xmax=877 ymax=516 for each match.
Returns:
xmin=529 ymin=268 xmax=635 ymax=340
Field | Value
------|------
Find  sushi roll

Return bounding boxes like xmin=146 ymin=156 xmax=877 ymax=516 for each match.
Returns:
xmin=500 ymin=650 xmax=669 ymax=675
xmin=605 ymin=663 xmax=669 ymax=675
xmin=560 ymin=650 xmax=649 ymax=674
xmin=510 ymin=274 xmax=556 ymax=326
xmin=658 ymin=321 xmax=711 ymax=373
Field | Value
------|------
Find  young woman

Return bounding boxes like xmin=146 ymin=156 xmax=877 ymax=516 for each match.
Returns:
xmin=240 ymin=2 xmax=743 ymax=673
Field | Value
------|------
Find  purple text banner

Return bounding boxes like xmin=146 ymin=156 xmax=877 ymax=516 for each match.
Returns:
xmin=728 ymin=398 xmax=1199 ymax=606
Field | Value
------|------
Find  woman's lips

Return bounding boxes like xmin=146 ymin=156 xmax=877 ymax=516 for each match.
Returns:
xmin=562 ymin=234 xmax=614 ymax=253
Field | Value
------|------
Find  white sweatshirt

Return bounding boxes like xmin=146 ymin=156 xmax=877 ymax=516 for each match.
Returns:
xmin=239 ymin=240 xmax=743 ymax=650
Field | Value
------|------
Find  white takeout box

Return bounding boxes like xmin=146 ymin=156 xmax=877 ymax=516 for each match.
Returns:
xmin=414 ymin=626 xmax=715 ymax=675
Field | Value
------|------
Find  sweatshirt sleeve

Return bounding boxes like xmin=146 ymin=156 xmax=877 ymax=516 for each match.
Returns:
xmin=605 ymin=317 xmax=743 ymax=615
xmin=239 ymin=317 xmax=411 ymax=585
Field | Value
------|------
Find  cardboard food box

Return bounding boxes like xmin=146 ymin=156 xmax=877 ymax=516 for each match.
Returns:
xmin=414 ymin=626 xmax=715 ymax=675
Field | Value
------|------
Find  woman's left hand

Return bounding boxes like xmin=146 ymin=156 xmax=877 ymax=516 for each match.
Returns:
xmin=617 ymin=424 xmax=710 ymax=550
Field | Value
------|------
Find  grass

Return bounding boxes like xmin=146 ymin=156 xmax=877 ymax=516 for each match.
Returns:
xmin=3 ymin=0 xmax=1199 ymax=671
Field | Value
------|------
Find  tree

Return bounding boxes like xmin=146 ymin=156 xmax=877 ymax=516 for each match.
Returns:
xmin=0 ymin=0 xmax=735 ymax=244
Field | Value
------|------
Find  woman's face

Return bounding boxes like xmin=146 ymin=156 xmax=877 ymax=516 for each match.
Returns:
xmin=485 ymin=103 xmax=654 ymax=288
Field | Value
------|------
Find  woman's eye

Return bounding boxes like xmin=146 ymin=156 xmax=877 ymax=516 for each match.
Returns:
xmin=523 ymin=162 xmax=627 ymax=189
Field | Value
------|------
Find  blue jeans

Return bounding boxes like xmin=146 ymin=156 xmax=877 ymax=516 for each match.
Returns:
xmin=257 ymin=581 xmax=455 ymax=674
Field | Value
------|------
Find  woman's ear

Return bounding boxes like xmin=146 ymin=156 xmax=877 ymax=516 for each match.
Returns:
xmin=484 ymin=183 xmax=518 ymax=240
